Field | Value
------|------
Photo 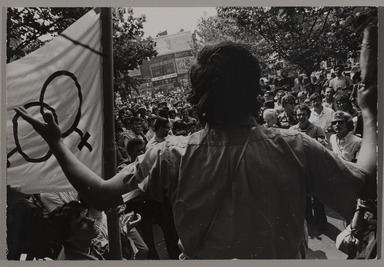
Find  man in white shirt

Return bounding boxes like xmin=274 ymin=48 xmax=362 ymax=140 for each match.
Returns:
xmin=308 ymin=93 xmax=334 ymax=132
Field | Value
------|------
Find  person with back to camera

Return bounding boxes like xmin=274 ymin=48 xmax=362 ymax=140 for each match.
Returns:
xmin=15 ymin=39 xmax=377 ymax=259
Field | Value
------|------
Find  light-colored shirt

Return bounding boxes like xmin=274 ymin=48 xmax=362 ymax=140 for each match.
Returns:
xmin=40 ymin=191 xmax=78 ymax=212
xmin=145 ymin=128 xmax=155 ymax=142
xmin=330 ymin=132 xmax=362 ymax=162
xmin=322 ymin=99 xmax=336 ymax=111
xmin=329 ymin=75 xmax=353 ymax=92
xmin=118 ymin=129 xmax=144 ymax=148
xmin=116 ymin=122 xmax=367 ymax=259
xmin=309 ymin=106 xmax=334 ymax=130
xmin=146 ymin=134 xmax=165 ymax=150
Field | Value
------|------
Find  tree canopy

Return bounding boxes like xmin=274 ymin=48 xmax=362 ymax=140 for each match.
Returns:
xmin=7 ymin=7 xmax=92 ymax=62
xmin=194 ymin=7 xmax=377 ymax=77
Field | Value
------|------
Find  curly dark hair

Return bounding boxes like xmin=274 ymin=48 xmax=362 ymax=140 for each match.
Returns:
xmin=49 ymin=201 xmax=87 ymax=242
xmin=188 ymin=41 xmax=262 ymax=124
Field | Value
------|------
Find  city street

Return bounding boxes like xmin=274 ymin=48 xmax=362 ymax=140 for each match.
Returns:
xmin=306 ymin=206 xmax=348 ymax=259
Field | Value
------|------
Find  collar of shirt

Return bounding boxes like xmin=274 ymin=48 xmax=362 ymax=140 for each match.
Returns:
xmin=336 ymin=131 xmax=353 ymax=145
xmin=296 ymin=122 xmax=313 ymax=132
xmin=207 ymin=115 xmax=257 ymax=129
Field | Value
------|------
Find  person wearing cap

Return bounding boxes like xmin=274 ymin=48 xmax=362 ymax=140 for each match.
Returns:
xmin=15 ymin=40 xmax=377 ymax=259
xmin=329 ymin=111 xmax=362 ymax=163
xmin=329 ymin=64 xmax=353 ymax=96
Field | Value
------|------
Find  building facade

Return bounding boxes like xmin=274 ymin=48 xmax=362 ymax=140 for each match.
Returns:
xmin=130 ymin=31 xmax=195 ymax=95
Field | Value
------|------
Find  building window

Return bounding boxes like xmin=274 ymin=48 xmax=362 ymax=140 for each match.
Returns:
xmin=151 ymin=62 xmax=175 ymax=78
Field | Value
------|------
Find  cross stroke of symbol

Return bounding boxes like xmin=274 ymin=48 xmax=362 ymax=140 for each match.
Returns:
xmin=7 ymin=70 xmax=93 ymax=168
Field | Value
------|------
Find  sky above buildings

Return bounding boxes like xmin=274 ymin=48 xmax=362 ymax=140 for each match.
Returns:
xmin=131 ymin=7 xmax=217 ymax=38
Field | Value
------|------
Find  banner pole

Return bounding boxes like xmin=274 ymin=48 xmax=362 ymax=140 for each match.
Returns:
xmin=101 ymin=7 xmax=122 ymax=260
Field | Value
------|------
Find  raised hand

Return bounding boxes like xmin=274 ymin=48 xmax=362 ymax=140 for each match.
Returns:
xmin=14 ymin=106 xmax=62 ymax=145
xmin=120 ymin=211 xmax=142 ymax=233
xmin=357 ymin=25 xmax=377 ymax=114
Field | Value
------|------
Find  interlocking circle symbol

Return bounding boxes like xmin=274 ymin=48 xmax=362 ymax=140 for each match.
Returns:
xmin=8 ymin=70 xmax=90 ymax=167
xmin=12 ymin=102 xmax=58 ymax=162
xmin=40 ymin=70 xmax=82 ymax=138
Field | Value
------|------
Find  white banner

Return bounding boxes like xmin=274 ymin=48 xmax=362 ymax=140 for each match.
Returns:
xmin=6 ymin=10 xmax=103 ymax=194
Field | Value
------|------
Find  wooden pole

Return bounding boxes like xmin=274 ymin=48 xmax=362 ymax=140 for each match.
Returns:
xmin=100 ymin=7 xmax=122 ymax=260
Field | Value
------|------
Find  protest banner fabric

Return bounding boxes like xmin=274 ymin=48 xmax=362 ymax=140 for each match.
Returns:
xmin=6 ymin=9 xmax=103 ymax=194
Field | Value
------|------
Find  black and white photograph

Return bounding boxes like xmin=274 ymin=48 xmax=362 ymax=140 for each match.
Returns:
xmin=4 ymin=5 xmax=379 ymax=261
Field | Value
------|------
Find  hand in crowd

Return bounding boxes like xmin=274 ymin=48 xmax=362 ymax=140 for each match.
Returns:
xmin=120 ymin=211 xmax=142 ymax=233
xmin=14 ymin=106 xmax=62 ymax=145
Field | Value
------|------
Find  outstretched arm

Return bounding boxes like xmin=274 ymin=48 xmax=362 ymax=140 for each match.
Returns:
xmin=14 ymin=107 xmax=126 ymax=210
xmin=356 ymin=26 xmax=378 ymax=198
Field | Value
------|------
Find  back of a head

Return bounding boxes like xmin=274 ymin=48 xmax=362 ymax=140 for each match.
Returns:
xmin=309 ymin=92 xmax=322 ymax=102
xmin=173 ymin=119 xmax=189 ymax=136
xmin=188 ymin=41 xmax=261 ymax=125
xmin=49 ymin=201 xmax=86 ymax=241
xmin=154 ymin=116 xmax=170 ymax=132
xmin=126 ymin=138 xmax=144 ymax=154
xmin=281 ymin=94 xmax=296 ymax=107
xmin=263 ymin=109 xmax=277 ymax=121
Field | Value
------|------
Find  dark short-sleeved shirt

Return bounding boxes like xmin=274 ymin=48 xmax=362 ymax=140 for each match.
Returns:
xmin=116 ymin=124 xmax=367 ymax=259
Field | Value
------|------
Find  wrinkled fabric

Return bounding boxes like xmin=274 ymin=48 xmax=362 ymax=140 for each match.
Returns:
xmin=330 ymin=132 xmax=362 ymax=162
xmin=116 ymin=125 xmax=367 ymax=259
xmin=309 ymin=107 xmax=334 ymax=130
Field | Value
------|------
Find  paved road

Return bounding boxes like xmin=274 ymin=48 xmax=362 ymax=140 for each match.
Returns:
xmin=154 ymin=206 xmax=349 ymax=260
xmin=306 ymin=206 xmax=348 ymax=259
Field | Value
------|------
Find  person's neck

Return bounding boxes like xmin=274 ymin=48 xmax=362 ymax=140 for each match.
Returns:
xmin=155 ymin=133 xmax=165 ymax=141
xmin=336 ymin=131 xmax=349 ymax=139
xmin=299 ymin=121 xmax=309 ymax=130
xmin=285 ymin=109 xmax=293 ymax=116
xmin=208 ymin=115 xmax=257 ymax=129
xmin=87 ymin=208 xmax=103 ymax=219
xmin=314 ymin=105 xmax=323 ymax=113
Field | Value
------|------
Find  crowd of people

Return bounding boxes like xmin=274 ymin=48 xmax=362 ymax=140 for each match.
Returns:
xmin=8 ymin=37 xmax=377 ymax=260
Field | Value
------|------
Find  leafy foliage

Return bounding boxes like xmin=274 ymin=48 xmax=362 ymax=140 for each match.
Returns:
xmin=195 ymin=7 xmax=377 ymax=76
xmin=112 ymin=8 xmax=157 ymax=100
xmin=192 ymin=15 xmax=275 ymax=76
xmin=7 ymin=7 xmax=92 ymax=62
